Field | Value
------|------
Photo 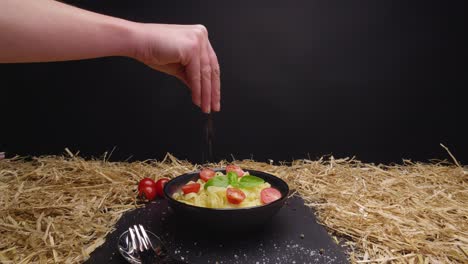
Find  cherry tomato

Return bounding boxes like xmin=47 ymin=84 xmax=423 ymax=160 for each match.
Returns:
xmin=138 ymin=177 xmax=156 ymax=191
xmin=182 ymin=183 xmax=201 ymax=194
xmin=139 ymin=185 xmax=157 ymax=201
xmin=155 ymin=178 xmax=169 ymax=197
xmin=199 ymin=168 xmax=216 ymax=182
xmin=226 ymin=188 xmax=246 ymax=204
xmin=226 ymin=164 xmax=245 ymax=177
xmin=260 ymin=188 xmax=282 ymax=204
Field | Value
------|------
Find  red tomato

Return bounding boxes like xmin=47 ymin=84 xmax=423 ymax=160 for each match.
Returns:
xmin=260 ymin=188 xmax=282 ymax=204
xmin=139 ymin=186 xmax=157 ymax=201
xmin=155 ymin=178 xmax=169 ymax=197
xmin=138 ymin=178 xmax=156 ymax=191
xmin=226 ymin=188 xmax=246 ymax=204
xmin=199 ymin=168 xmax=216 ymax=182
xmin=226 ymin=164 xmax=245 ymax=177
xmin=182 ymin=183 xmax=201 ymax=194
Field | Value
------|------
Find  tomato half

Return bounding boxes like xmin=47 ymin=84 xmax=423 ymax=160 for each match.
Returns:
xmin=182 ymin=183 xmax=201 ymax=194
xmin=260 ymin=188 xmax=282 ymax=204
xmin=226 ymin=188 xmax=246 ymax=204
xmin=199 ymin=168 xmax=216 ymax=182
xmin=139 ymin=185 xmax=157 ymax=201
xmin=226 ymin=164 xmax=245 ymax=177
xmin=155 ymin=178 xmax=169 ymax=197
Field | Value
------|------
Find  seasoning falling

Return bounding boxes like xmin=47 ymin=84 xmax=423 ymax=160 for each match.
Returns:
xmin=203 ymin=113 xmax=214 ymax=162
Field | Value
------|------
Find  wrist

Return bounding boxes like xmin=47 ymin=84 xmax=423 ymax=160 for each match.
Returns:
xmin=122 ymin=22 xmax=163 ymax=65
xmin=104 ymin=18 xmax=143 ymax=60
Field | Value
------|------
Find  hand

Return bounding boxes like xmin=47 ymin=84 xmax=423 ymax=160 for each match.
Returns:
xmin=132 ymin=23 xmax=221 ymax=113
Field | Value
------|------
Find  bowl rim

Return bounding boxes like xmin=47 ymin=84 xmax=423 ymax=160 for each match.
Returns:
xmin=163 ymin=168 xmax=290 ymax=211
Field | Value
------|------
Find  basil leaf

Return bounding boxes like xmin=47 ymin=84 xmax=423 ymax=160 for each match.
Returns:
xmin=227 ymin=172 xmax=239 ymax=187
xmin=238 ymin=175 xmax=264 ymax=188
xmin=204 ymin=175 xmax=229 ymax=189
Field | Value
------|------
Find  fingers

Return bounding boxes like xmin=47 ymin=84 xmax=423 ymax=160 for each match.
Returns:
xmin=208 ymin=41 xmax=221 ymax=112
xmin=186 ymin=46 xmax=201 ymax=107
xmin=182 ymin=25 xmax=221 ymax=113
xmin=200 ymin=38 xmax=212 ymax=113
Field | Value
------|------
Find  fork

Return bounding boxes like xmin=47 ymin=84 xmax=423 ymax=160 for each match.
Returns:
xmin=129 ymin=224 xmax=159 ymax=264
xmin=128 ymin=225 xmax=186 ymax=264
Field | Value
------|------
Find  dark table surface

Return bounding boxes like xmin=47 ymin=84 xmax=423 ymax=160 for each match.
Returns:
xmin=86 ymin=195 xmax=348 ymax=264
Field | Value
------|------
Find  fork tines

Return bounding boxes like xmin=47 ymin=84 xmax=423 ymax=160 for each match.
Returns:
xmin=130 ymin=225 xmax=153 ymax=252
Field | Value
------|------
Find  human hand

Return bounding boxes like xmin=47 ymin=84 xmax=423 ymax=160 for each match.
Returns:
xmin=131 ymin=23 xmax=220 ymax=113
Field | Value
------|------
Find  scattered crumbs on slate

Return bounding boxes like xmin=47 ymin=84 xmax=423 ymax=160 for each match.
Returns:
xmin=231 ymin=239 xmax=339 ymax=264
xmin=300 ymin=233 xmax=305 ymax=239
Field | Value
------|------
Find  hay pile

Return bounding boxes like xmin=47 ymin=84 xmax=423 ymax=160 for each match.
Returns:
xmin=0 ymin=150 xmax=467 ymax=263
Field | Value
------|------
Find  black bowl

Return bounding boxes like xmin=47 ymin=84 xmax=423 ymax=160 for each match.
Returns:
xmin=163 ymin=169 xmax=289 ymax=231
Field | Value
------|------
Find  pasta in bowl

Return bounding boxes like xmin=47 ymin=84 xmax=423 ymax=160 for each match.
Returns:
xmin=163 ymin=166 xmax=289 ymax=230
xmin=172 ymin=168 xmax=280 ymax=208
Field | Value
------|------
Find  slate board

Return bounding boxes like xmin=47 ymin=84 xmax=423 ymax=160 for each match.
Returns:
xmin=86 ymin=195 xmax=348 ymax=264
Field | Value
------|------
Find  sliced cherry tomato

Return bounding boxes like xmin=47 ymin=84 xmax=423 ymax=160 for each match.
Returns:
xmin=199 ymin=168 xmax=216 ymax=182
xmin=139 ymin=186 xmax=157 ymax=201
xmin=226 ymin=188 xmax=246 ymax=204
xmin=182 ymin=183 xmax=201 ymax=194
xmin=138 ymin=177 xmax=156 ymax=191
xmin=260 ymin=188 xmax=282 ymax=204
xmin=155 ymin=178 xmax=169 ymax=197
xmin=226 ymin=164 xmax=245 ymax=177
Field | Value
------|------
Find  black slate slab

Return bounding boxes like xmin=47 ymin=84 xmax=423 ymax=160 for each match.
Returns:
xmin=86 ymin=195 xmax=348 ymax=264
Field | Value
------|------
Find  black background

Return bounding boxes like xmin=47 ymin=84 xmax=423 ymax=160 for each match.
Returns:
xmin=1 ymin=0 xmax=467 ymax=164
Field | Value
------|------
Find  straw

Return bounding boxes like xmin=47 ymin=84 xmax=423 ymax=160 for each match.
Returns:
xmin=0 ymin=152 xmax=466 ymax=263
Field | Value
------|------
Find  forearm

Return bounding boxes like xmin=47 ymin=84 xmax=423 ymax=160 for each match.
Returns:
xmin=0 ymin=0 xmax=138 ymax=62
xmin=0 ymin=0 xmax=221 ymax=112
